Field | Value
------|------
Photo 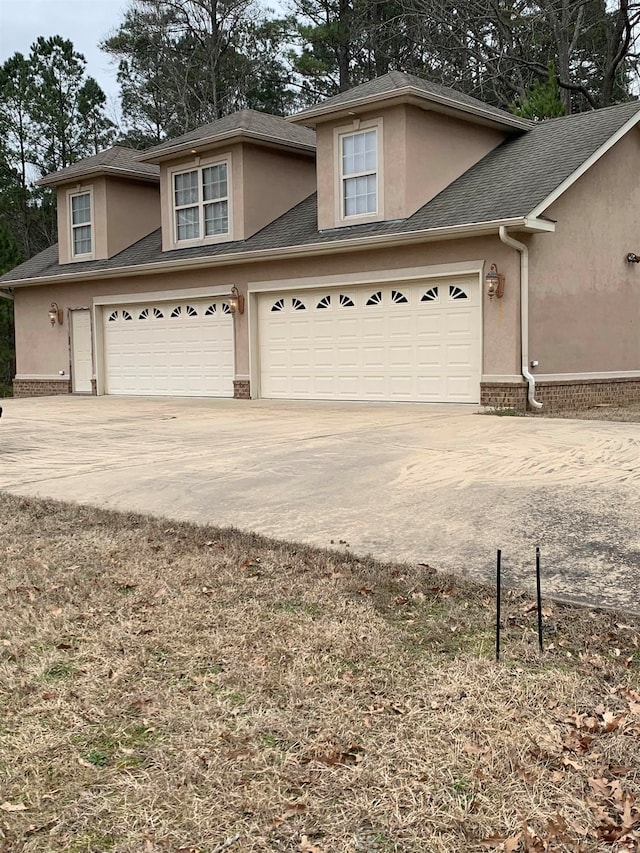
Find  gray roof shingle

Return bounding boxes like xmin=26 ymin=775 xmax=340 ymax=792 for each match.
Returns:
xmin=37 ymin=146 xmax=160 ymax=186
xmin=4 ymin=99 xmax=638 ymax=285
xmin=290 ymin=70 xmax=531 ymax=129
xmin=138 ymin=110 xmax=316 ymax=160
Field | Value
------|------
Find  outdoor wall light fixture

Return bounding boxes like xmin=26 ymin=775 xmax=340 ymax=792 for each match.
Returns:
xmin=229 ymin=285 xmax=245 ymax=315
xmin=485 ymin=263 xmax=505 ymax=299
xmin=627 ymin=252 xmax=640 ymax=264
xmin=48 ymin=302 xmax=63 ymax=326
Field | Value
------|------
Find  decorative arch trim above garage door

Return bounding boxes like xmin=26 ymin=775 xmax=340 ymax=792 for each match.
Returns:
xmin=256 ymin=277 xmax=481 ymax=403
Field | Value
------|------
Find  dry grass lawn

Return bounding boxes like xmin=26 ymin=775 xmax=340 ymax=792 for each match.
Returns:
xmin=542 ymin=402 xmax=640 ymax=423
xmin=1 ymin=492 xmax=639 ymax=853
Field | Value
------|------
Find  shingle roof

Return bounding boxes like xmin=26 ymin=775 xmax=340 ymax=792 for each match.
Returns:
xmin=290 ymin=70 xmax=531 ymax=130
xmin=4 ymin=99 xmax=639 ymax=285
xmin=37 ymin=146 xmax=160 ymax=186
xmin=138 ymin=110 xmax=316 ymax=160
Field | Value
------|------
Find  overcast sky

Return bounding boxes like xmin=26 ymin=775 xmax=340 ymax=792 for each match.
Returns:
xmin=0 ymin=0 xmax=126 ymax=116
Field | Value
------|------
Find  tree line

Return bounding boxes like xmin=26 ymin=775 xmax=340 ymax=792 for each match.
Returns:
xmin=1 ymin=0 xmax=639 ymax=394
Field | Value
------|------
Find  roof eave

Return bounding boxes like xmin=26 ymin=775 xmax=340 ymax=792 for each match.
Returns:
xmin=288 ymin=86 xmax=531 ymax=132
xmin=37 ymin=165 xmax=160 ymax=188
xmin=137 ymin=129 xmax=316 ymax=163
xmin=4 ymin=216 xmax=555 ymax=288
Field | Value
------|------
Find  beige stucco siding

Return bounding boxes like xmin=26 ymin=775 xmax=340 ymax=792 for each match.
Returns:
xmin=104 ymin=179 xmax=160 ymax=258
xmin=404 ymin=107 xmax=506 ymax=219
xmin=241 ymin=144 xmax=316 ymax=238
xmin=13 ymin=236 xmax=521 ymax=384
xmin=528 ymin=127 xmax=640 ymax=375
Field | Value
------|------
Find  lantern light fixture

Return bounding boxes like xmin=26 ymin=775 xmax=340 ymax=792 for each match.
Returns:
xmin=485 ymin=264 xmax=505 ymax=300
xmin=48 ymin=302 xmax=63 ymax=326
xmin=229 ymin=285 xmax=245 ymax=315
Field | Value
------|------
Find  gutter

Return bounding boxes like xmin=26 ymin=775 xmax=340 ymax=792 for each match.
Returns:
xmin=3 ymin=217 xmax=554 ymax=289
xmin=499 ymin=226 xmax=542 ymax=410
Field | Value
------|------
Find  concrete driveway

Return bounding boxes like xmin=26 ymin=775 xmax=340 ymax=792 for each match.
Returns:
xmin=1 ymin=396 xmax=639 ymax=612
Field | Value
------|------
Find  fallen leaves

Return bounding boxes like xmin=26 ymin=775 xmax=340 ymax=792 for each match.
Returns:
xmin=0 ymin=801 xmax=27 ymax=812
xmin=271 ymin=801 xmax=307 ymax=828
xmin=299 ymin=835 xmax=323 ymax=852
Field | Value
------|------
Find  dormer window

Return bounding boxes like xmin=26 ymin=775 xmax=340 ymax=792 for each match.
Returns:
xmin=69 ymin=190 xmax=93 ymax=258
xmin=172 ymin=158 xmax=230 ymax=244
xmin=335 ymin=118 xmax=383 ymax=225
xmin=342 ymin=130 xmax=377 ymax=216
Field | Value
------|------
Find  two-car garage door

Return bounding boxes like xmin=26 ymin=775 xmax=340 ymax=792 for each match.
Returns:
xmin=257 ymin=278 xmax=481 ymax=403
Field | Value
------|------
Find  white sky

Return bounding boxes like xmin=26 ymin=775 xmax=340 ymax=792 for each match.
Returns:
xmin=0 ymin=0 xmax=126 ymax=117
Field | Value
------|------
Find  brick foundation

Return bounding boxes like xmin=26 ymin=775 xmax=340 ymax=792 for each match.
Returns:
xmin=480 ymin=382 xmax=528 ymax=411
xmin=13 ymin=378 xmax=72 ymax=398
xmin=481 ymin=377 xmax=640 ymax=413
xmin=233 ymin=379 xmax=251 ymax=399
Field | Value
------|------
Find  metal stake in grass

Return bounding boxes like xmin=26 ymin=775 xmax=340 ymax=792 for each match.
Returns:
xmin=495 ymin=549 xmax=502 ymax=662
xmin=536 ymin=546 xmax=543 ymax=652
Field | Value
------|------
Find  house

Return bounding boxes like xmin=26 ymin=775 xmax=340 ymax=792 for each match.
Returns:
xmin=2 ymin=71 xmax=639 ymax=411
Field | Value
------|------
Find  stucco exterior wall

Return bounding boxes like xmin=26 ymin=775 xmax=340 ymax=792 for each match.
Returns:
xmin=241 ymin=144 xmax=316 ymax=238
xmin=528 ymin=127 xmax=640 ymax=376
xmin=13 ymin=235 xmax=521 ymax=388
xmin=104 ymin=178 xmax=161 ymax=258
xmin=404 ymin=107 xmax=506 ymax=219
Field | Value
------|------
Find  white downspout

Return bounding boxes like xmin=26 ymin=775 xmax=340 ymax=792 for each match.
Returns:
xmin=0 ymin=290 xmax=14 ymax=301
xmin=498 ymin=226 xmax=542 ymax=410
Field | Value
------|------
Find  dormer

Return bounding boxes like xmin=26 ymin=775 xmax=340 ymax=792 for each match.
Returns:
xmin=37 ymin=147 xmax=161 ymax=264
xmin=136 ymin=110 xmax=317 ymax=252
xmin=289 ymin=71 xmax=531 ymax=231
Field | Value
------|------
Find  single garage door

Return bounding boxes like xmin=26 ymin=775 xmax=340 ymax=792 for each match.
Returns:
xmin=258 ymin=278 xmax=481 ymax=403
xmin=103 ymin=297 xmax=234 ymax=396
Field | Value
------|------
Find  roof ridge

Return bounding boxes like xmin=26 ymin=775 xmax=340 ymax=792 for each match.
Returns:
xmin=540 ymin=99 xmax=640 ymax=125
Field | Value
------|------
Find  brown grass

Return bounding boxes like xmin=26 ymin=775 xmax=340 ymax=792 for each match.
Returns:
xmin=541 ymin=402 xmax=640 ymax=423
xmin=0 ymin=492 xmax=639 ymax=853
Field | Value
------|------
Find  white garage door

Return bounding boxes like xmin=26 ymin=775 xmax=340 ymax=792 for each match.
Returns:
xmin=103 ymin=297 xmax=234 ymax=396
xmin=258 ymin=278 xmax=481 ymax=403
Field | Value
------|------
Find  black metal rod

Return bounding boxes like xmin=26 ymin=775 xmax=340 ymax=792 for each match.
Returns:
xmin=496 ymin=549 xmax=501 ymax=662
xmin=536 ymin=546 xmax=543 ymax=652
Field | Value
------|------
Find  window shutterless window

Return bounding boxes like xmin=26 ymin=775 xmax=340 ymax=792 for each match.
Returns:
xmin=173 ymin=162 xmax=229 ymax=242
xmin=70 ymin=191 xmax=93 ymax=256
xmin=341 ymin=129 xmax=377 ymax=218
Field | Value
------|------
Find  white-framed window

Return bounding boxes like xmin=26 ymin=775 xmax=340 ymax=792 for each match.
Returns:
xmin=341 ymin=129 xmax=377 ymax=218
xmin=69 ymin=190 xmax=93 ymax=258
xmin=172 ymin=158 xmax=230 ymax=244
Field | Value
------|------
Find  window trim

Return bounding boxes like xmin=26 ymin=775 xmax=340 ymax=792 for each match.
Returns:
xmin=334 ymin=117 xmax=384 ymax=226
xmin=168 ymin=153 xmax=233 ymax=248
xmin=68 ymin=187 xmax=95 ymax=261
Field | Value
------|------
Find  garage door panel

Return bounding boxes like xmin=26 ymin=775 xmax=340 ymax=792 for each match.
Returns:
xmin=362 ymin=346 xmax=385 ymax=367
xmin=258 ymin=278 xmax=480 ymax=403
xmin=104 ymin=298 xmax=233 ymax=397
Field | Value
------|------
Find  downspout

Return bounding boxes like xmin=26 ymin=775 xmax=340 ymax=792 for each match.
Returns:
xmin=0 ymin=290 xmax=14 ymax=300
xmin=498 ymin=226 xmax=542 ymax=410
